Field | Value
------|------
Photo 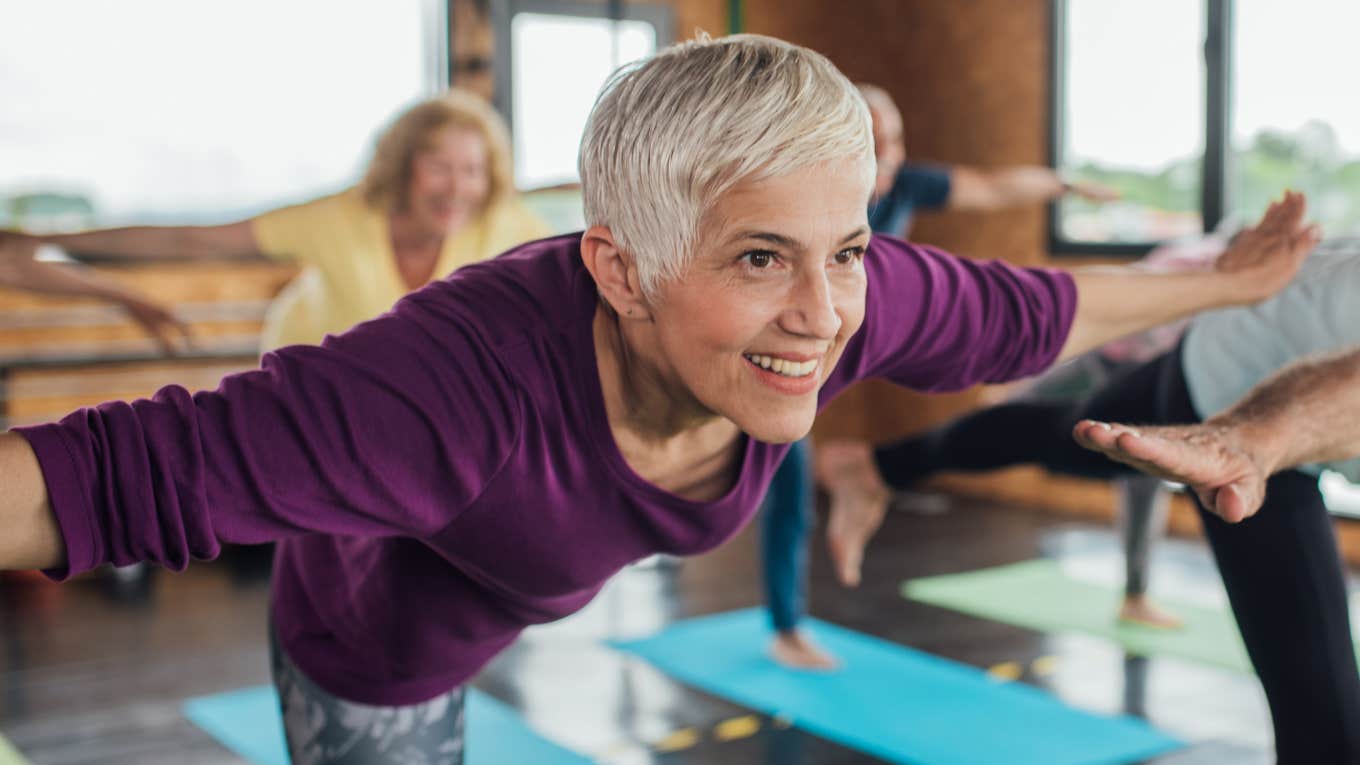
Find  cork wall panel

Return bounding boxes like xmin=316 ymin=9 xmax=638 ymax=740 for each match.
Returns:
xmin=672 ymin=0 xmax=728 ymax=40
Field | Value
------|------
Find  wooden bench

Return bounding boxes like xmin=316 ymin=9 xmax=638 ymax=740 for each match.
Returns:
xmin=0 ymin=261 xmax=296 ymax=428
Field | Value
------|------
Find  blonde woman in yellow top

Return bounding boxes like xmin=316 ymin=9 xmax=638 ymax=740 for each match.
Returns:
xmin=7 ymin=89 xmax=549 ymax=350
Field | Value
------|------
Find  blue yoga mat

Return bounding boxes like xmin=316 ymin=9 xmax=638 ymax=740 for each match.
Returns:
xmin=184 ymin=685 xmax=595 ymax=765
xmin=611 ymin=608 xmax=1182 ymax=765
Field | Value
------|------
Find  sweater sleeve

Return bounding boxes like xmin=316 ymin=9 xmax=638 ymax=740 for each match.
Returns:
xmin=838 ymin=235 xmax=1077 ymax=393
xmin=14 ymin=291 xmax=521 ymax=580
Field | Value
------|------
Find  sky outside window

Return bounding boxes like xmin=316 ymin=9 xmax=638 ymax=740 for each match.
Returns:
xmin=0 ymin=0 xmax=438 ymax=228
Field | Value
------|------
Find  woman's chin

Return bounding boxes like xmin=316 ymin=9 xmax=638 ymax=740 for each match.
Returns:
xmin=737 ymin=411 xmax=815 ymax=445
xmin=420 ymin=209 xmax=470 ymax=235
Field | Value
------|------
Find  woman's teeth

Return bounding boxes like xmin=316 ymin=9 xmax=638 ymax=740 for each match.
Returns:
xmin=744 ymin=353 xmax=817 ymax=378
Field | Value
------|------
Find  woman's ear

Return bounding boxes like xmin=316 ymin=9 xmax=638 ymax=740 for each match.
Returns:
xmin=579 ymin=226 xmax=653 ymax=320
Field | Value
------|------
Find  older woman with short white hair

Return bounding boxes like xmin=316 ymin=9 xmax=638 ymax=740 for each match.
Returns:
xmin=0 ymin=34 xmax=1315 ymax=764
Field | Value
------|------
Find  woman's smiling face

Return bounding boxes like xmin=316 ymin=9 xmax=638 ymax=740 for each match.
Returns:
xmin=645 ymin=157 xmax=873 ymax=444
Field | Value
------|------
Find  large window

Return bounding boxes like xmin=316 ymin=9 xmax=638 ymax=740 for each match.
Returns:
xmin=1229 ymin=1 xmax=1360 ymax=238
xmin=496 ymin=0 xmax=670 ymax=190
xmin=1052 ymin=0 xmax=1360 ymax=253
xmin=0 ymin=0 xmax=446 ymax=231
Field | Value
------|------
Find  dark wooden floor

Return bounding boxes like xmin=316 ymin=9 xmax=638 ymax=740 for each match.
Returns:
xmin=0 ymin=492 xmax=1300 ymax=764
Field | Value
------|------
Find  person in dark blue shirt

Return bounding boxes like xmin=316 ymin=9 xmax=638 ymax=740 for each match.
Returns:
xmin=763 ymin=83 xmax=1118 ymax=669
xmin=862 ymin=83 xmax=1118 ymax=237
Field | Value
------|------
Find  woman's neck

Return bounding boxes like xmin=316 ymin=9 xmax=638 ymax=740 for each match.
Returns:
xmin=387 ymin=212 xmax=447 ymax=253
xmin=593 ymin=304 xmax=743 ymax=500
xmin=593 ymin=304 xmax=711 ymax=437
xmin=386 ymin=212 xmax=454 ymax=289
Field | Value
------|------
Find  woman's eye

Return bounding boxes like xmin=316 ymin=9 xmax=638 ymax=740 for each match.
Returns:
xmin=833 ymin=246 xmax=865 ymax=265
xmin=743 ymin=250 xmax=776 ymax=268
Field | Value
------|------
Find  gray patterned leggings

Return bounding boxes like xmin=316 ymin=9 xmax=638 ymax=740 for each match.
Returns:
xmin=270 ymin=632 xmax=466 ymax=765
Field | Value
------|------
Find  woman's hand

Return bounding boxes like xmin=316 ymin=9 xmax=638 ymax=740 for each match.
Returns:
xmin=1212 ymin=191 xmax=1320 ymax=304
xmin=118 ymin=295 xmax=193 ymax=356
xmin=1065 ymin=180 xmax=1120 ymax=203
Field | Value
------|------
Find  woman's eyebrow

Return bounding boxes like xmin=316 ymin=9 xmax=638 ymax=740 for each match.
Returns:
xmin=726 ymin=226 xmax=868 ymax=249
xmin=729 ymin=230 xmax=800 ymax=249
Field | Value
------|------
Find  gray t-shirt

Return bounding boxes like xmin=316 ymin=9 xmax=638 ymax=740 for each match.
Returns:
xmin=1182 ymin=249 xmax=1360 ymax=482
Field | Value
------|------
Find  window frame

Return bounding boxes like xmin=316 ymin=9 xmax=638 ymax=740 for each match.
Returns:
xmin=1048 ymin=0 xmax=1232 ymax=256
xmin=490 ymin=0 xmax=673 ymax=177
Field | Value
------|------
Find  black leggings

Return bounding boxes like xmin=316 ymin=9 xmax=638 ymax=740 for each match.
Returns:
xmin=874 ymin=351 xmax=1188 ymax=485
xmin=876 ymin=348 xmax=1360 ymax=763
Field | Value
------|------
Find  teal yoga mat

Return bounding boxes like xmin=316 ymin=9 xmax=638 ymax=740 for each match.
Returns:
xmin=611 ymin=608 xmax=1182 ymax=765
xmin=184 ymin=686 xmax=596 ymax=765
xmin=902 ymin=559 xmax=1280 ymax=673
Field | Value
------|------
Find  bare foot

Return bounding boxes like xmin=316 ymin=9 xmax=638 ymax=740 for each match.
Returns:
xmin=1118 ymin=594 xmax=1183 ymax=629
xmin=816 ymin=441 xmax=891 ymax=588
xmin=770 ymin=630 xmax=839 ymax=670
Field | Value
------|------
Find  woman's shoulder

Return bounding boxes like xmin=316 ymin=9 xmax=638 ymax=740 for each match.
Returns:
xmin=408 ymin=233 xmax=595 ymax=346
xmin=861 ymin=234 xmax=957 ymax=309
xmin=257 ymin=186 xmax=368 ymax=221
xmin=253 ymin=187 xmax=375 ymax=238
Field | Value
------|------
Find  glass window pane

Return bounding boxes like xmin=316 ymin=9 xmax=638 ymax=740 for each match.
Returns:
xmin=1232 ymin=0 xmax=1360 ymax=237
xmin=511 ymin=13 xmax=656 ymax=188
xmin=0 ymin=0 xmax=439 ymax=231
xmin=1058 ymin=0 xmax=1205 ymax=243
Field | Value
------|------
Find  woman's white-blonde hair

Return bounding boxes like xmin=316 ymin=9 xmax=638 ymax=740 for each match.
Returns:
xmin=579 ymin=33 xmax=875 ymax=296
xmin=361 ymin=88 xmax=514 ymax=214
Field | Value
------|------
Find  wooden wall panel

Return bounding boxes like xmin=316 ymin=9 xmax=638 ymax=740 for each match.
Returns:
xmin=672 ymin=0 xmax=728 ymax=40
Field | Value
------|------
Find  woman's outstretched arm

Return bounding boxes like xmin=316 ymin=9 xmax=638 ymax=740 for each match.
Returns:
xmin=2 ymin=283 xmax=520 ymax=579
xmin=0 ymin=237 xmax=190 ymax=353
xmin=0 ymin=433 xmax=62 ymax=570
xmin=1059 ymin=191 xmax=1317 ymax=363
xmin=3 ymin=220 xmax=264 ymax=262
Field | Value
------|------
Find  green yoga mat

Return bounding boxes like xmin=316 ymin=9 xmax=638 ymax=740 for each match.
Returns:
xmin=0 ymin=734 xmax=29 ymax=765
xmin=904 ymin=559 xmax=1258 ymax=672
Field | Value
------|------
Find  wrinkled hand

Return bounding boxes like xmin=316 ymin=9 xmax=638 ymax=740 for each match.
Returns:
xmin=1066 ymin=181 xmax=1120 ymax=203
xmin=120 ymin=296 xmax=193 ymax=356
xmin=1213 ymin=191 xmax=1320 ymax=304
xmin=1072 ymin=420 xmax=1268 ymax=523
xmin=815 ymin=440 xmax=891 ymax=587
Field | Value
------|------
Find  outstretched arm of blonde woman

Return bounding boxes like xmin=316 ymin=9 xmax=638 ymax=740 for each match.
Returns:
xmin=2 ymin=219 xmax=265 ymax=262
xmin=0 ymin=236 xmax=191 ymax=353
